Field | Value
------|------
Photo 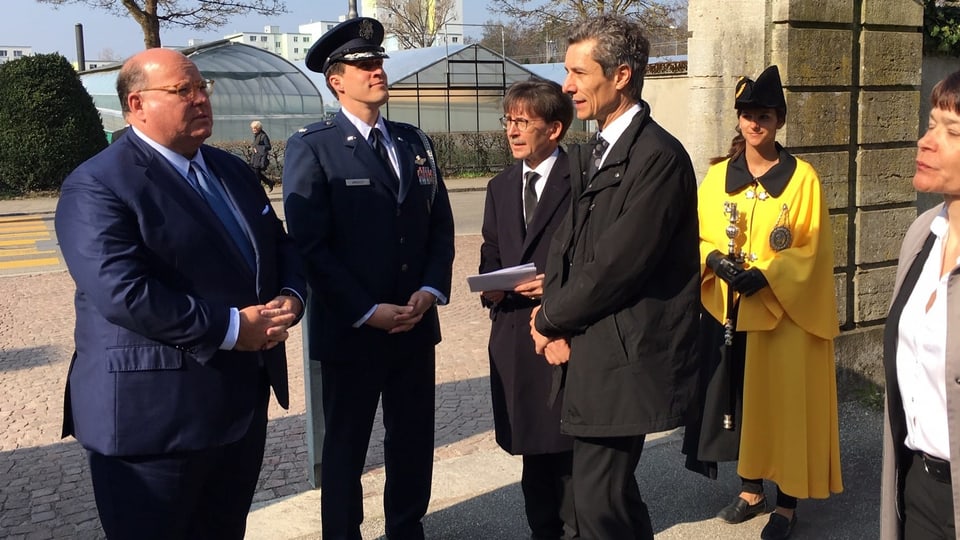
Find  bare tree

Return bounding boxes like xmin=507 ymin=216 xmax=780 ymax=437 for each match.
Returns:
xmin=377 ymin=0 xmax=459 ymax=49
xmin=37 ymin=0 xmax=286 ymax=49
xmin=486 ymin=0 xmax=683 ymax=35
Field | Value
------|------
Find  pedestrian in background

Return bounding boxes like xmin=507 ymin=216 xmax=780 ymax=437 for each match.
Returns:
xmin=881 ymin=68 xmax=960 ymax=540
xmin=250 ymin=120 xmax=274 ymax=190
xmin=683 ymin=65 xmax=842 ymax=540
xmin=530 ymin=15 xmax=700 ymax=539
xmin=480 ymin=78 xmax=576 ymax=540
xmin=282 ymin=17 xmax=455 ymax=540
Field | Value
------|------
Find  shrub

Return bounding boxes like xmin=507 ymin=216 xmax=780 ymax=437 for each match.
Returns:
xmin=925 ymin=0 xmax=960 ymax=56
xmin=0 ymin=54 xmax=107 ymax=195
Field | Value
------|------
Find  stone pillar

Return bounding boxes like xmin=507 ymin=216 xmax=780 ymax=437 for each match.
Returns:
xmin=687 ymin=0 xmax=924 ymax=393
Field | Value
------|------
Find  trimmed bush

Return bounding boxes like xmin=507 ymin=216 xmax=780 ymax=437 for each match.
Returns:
xmin=0 ymin=54 xmax=107 ymax=195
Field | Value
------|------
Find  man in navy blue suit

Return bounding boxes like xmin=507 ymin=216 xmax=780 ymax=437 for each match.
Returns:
xmin=283 ymin=17 xmax=455 ymax=540
xmin=55 ymin=47 xmax=305 ymax=540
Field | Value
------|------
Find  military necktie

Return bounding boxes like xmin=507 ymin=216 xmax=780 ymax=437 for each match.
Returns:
xmin=370 ymin=127 xmax=399 ymax=190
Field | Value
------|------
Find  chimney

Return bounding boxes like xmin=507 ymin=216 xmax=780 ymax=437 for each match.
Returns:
xmin=75 ymin=23 xmax=86 ymax=71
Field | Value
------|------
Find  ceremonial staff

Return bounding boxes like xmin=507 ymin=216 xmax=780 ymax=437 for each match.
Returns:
xmin=722 ymin=201 xmax=743 ymax=431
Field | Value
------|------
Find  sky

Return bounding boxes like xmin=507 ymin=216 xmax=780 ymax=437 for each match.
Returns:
xmin=4 ymin=0 xmax=496 ymax=61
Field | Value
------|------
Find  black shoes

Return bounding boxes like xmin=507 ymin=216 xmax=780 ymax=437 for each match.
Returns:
xmin=760 ymin=511 xmax=797 ymax=540
xmin=716 ymin=495 xmax=768 ymax=524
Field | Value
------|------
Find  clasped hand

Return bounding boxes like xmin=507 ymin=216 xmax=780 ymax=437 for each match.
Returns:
xmin=367 ymin=290 xmax=436 ymax=334
xmin=528 ymin=305 xmax=571 ymax=365
xmin=236 ymin=294 xmax=303 ymax=351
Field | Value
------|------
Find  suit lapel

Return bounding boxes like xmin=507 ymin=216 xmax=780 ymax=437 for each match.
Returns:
xmin=202 ymin=149 xmax=259 ymax=279
xmin=393 ymin=128 xmax=413 ymax=203
xmin=130 ymin=136 xmax=256 ymax=279
xmin=521 ymin=154 xmax=570 ymax=257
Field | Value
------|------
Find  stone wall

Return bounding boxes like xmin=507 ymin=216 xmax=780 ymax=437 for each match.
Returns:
xmin=685 ymin=0 xmax=924 ymax=394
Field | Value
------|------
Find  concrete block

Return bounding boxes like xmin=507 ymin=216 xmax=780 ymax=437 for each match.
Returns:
xmin=856 ymin=147 xmax=919 ymax=206
xmin=860 ymin=31 xmax=923 ymax=87
xmin=862 ymin=0 xmax=924 ymax=26
xmin=773 ymin=27 xmax=852 ymax=87
xmin=772 ymin=0 xmax=854 ymax=23
xmin=782 ymin=91 xmax=851 ymax=147
xmin=835 ymin=272 xmax=848 ymax=326
xmin=854 ymin=266 xmax=897 ymax=323
xmin=858 ymin=91 xmax=922 ymax=145
xmin=832 ymin=213 xmax=849 ymax=268
xmin=855 ymin=208 xmax=916 ymax=264
xmin=796 ymin=151 xmax=850 ymax=210
xmin=835 ymin=326 xmax=885 ymax=389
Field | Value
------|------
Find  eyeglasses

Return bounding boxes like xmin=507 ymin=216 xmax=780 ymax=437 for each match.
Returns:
xmin=500 ymin=115 xmax=532 ymax=131
xmin=138 ymin=79 xmax=215 ymax=101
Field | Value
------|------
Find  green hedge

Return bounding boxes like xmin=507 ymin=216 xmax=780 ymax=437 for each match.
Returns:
xmin=0 ymin=54 xmax=106 ymax=196
xmin=211 ymin=130 xmax=593 ymax=184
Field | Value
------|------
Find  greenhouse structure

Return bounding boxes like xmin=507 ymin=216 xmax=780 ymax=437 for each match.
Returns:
xmin=296 ymin=43 xmax=590 ymax=133
xmin=80 ymin=40 xmax=324 ymax=143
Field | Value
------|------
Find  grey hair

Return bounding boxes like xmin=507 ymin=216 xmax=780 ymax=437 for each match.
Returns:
xmin=568 ymin=15 xmax=650 ymax=102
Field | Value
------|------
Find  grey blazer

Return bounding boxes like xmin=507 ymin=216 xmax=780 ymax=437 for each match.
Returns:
xmin=881 ymin=202 xmax=960 ymax=538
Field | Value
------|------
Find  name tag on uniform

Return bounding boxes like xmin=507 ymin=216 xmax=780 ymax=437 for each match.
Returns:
xmin=345 ymin=178 xmax=371 ymax=186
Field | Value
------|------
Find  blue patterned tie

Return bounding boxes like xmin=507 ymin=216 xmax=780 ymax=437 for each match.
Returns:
xmin=188 ymin=162 xmax=255 ymax=269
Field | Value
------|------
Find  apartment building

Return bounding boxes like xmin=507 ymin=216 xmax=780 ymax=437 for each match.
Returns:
xmin=0 ymin=46 xmax=32 ymax=64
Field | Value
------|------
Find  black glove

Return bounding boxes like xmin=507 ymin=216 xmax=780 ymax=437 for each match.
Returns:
xmin=705 ymin=250 xmax=743 ymax=284
xmin=730 ymin=268 xmax=768 ymax=296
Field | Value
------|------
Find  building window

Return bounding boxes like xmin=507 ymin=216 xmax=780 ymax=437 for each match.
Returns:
xmin=0 ymin=50 xmax=7 ymax=57
xmin=13 ymin=50 xmax=22 ymax=57
xmin=293 ymin=36 xmax=298 ymax=42
xmin=452 ymin=37 xmax=458 ymax=43
xmin=294 ymin=48 xmax=299 ymax=53
xmin=249 ymin=36 xmax=257 ymax=42
xmin=260 ymin=36 xmax=267 ymax=42
xmin=303 ymin=37 xmax=310 ymax=43
xmin=275 ymin=41 xmax=281 ymax=48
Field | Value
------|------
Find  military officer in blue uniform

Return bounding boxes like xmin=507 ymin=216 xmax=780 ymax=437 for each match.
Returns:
xmin=282 ymin=16 xmax=455 ymax=540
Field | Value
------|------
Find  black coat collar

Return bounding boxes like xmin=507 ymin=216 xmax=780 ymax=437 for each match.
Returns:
xmin=725 ymin=143 xmax=797 ymax=197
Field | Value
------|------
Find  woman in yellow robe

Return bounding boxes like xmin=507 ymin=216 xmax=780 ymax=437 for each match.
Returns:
xmin=683 ymin=66 xmax=843 ymax=540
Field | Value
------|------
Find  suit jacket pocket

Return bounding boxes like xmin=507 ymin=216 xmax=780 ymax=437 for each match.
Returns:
xmin=106 ymin=345 xmax=184 ymax=372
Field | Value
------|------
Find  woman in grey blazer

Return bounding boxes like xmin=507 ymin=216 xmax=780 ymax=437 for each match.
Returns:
xmin=881 ymin=69 xmax=960 ymax=539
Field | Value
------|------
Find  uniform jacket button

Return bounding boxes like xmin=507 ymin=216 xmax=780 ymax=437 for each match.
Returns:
xmin=401 ymin=263 xmax=408 ymax=272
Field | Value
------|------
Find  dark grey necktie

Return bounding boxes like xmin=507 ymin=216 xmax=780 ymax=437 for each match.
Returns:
xmin=370 ymin=127 xmax=399 ymax=189
xmin=523 ymin=171 xmax=540 ymax=228
xmin=187 ymin=162 xmax=255 ymax=269
xmin=588 ymin=133 xmax=609 ymax=176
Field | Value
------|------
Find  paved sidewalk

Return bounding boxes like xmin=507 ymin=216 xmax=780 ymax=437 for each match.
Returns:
xmin=0 ymin=180 xmax=883 ymax=539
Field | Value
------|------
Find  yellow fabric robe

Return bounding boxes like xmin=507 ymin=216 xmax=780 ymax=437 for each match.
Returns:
xmin=699 ymin=153 xmax=843 ymax=499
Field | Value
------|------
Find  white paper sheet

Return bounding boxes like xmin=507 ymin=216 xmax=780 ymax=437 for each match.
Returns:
xmin=466 ymin=262 xmax=538 ymax=293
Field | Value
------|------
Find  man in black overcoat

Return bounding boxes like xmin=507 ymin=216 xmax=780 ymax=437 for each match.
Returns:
xmin=530 ymin=15 xmax=701 ymax=540
xmin=282 ymin=17 xmax=455 ymax=540
xmin=479 ymin=78 xmax=576 ymax=540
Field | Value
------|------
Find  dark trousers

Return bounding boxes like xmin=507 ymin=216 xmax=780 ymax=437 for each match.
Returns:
xmin=904 ymin=453 xmax=956 ymax=539
xmin=320 ymin=346 xmax=436 ymax=540
xmin=88 ymin=393 xmax=269 ymax=540
xmin=572 ymin=434 xmax=652 ymax=540
xmin=522 ymin=451 xmax=576 ymax=539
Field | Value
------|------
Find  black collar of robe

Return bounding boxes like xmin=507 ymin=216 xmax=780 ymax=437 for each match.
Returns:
xmin=725 ymin=143 xmax=797 ymax=197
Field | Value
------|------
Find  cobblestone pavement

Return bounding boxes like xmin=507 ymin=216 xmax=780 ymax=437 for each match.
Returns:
xmin=0 ymin=234 xmax=495 ymax=539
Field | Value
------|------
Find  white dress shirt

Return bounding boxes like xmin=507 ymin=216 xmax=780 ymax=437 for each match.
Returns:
xmin=897 ymin=208 xmax=954 ymax=461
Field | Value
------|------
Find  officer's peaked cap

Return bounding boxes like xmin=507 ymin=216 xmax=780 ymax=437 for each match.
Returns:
xmin=305 ymin=17 xmax=389 ymax=73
